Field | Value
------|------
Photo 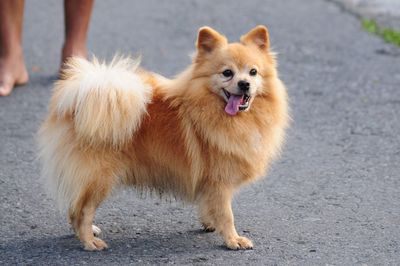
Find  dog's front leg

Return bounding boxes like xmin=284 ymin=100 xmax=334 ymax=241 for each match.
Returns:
xmin=199 ymin=186 xmax=253 ymax=250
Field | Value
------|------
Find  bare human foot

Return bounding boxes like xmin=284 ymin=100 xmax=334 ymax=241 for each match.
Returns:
xmin=0 ymin=51 xmax=29 ymax=96
xmin=0 ymin=0 xmax=28 ymax=96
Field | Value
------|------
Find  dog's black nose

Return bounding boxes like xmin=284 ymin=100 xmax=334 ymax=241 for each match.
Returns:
xmin=238 ymin=80 xmax=250 ymax=91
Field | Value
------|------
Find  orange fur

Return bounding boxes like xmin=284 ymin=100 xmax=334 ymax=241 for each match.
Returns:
xmin=38 ymin=26 xmax=289 ymax=251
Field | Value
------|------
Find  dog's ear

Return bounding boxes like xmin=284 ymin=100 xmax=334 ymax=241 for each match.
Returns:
xmin=241 ymin=25 xmax=270 ymax=50
xmin=196 ymin=27 xmax=227 ymax=53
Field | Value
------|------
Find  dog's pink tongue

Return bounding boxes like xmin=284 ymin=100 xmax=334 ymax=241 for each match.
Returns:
xmin=225 ymin=95 xmax=243 ymax=116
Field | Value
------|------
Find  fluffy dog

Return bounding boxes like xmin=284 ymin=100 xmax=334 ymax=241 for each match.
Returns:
xmin=38 ymin=25 xmax=289 ymax=251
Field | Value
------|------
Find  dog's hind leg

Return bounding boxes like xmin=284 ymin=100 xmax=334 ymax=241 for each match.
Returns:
xmin=68 ymin=209 xmax=102 ymax=237
xmin=91 ymin=224 xmax=102 ymax=236
xmin=69 ymin=173 xmax=115 ymax=251
xmin=68 ymin=206 xmax=102 ymax=237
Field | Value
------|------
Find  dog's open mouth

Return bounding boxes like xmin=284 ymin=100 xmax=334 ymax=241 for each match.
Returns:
xmin=222 ymin=88 xmax=251 ymax=116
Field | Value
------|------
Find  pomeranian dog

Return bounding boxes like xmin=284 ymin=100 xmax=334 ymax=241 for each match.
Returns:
xmin=38 ymin=25 xmax=289 ymax=251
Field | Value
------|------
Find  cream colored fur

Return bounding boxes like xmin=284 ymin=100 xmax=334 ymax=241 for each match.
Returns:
xmin=38 ymin=57 xmax=150 ymax=210
xmin=55 ymin=57 xmax=151 ymax=149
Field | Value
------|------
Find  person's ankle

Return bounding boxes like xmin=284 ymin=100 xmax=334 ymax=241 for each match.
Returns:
xmin=62 ymin=42 xmax=87 ymax=61
xmin=0 ymin=45 xmax=24 ymax=59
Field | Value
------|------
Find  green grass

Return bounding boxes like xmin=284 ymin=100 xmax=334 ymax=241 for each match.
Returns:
xmin=362 ymin=19 xmax=400 ymax=47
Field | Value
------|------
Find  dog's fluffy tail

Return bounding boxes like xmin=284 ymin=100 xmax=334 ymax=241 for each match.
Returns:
xmin=54 ymin=56 xmax=151 ymax=149
xmin=38 ymin=56 xmax=151 ymax=210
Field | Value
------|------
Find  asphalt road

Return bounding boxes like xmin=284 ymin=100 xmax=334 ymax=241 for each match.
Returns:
xmin=1 ymin=0 xmax=399 ymax=265
xmin=331 ymin=0 xmax=400 ymax=29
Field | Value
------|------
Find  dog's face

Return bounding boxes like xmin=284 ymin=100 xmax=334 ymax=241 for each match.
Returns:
xmin=193 ymin=26 xmax=277 ymax=116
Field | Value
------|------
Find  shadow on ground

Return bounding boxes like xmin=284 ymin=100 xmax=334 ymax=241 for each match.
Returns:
xmin=0 ymin=229 xmax=236 ymax=264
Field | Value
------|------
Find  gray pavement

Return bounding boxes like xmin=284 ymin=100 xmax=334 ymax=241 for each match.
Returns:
xmin=332 ymin=0 xmax=400 ymax=28
xmin=1 ymin=0 xmax=400 ymax=265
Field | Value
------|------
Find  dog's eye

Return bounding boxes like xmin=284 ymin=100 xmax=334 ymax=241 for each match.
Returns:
xmin=222 ymin=69 xmax=234 ymax=78
xmin=249 ymin=69 xmax=257 ymax=76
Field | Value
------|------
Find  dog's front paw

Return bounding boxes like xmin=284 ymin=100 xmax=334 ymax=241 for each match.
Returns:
xmin=201 ymin=222 xmax=215 ymax=233
xmin=225 ymin=236 xmax=253 ymax=250
xmin=83 ymin=237 xmax=108 ymax=251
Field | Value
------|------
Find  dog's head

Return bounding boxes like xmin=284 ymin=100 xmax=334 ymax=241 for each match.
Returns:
xmin=192 ymin=25 xmax=277 ymax=116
